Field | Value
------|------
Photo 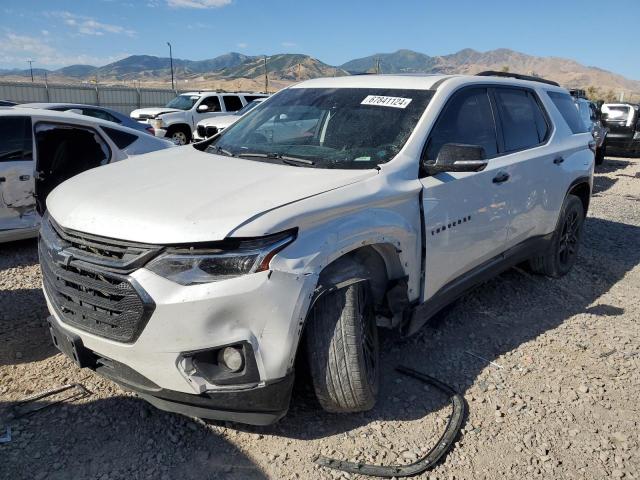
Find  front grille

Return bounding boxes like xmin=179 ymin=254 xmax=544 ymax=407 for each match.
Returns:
xmin=206 ymin=126 xmax=219 ymax=137
xmin=196 ymin=125 xmax=206 ymax=138
xmin=39 ymin=217 xmax=158 ymax=343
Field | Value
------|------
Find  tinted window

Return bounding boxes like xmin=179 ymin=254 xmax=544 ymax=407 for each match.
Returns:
xmin=223 ymin=95 xmax=243 ymax=112
xmin=0 ymin=116 xmax=33 ymax=162
xmin=548 ymin=91 xmax=588 ymax=134
xmin=425 ymin=88 xmax=498 ymax=160
xmin=243 ymin=95 xmax=266 ymax=102
xmin=200 ymin=96 xmax=221 ymax=112
xmin=495 ymin=88 xmax=548 ymax=151
xmin=82 ymin=108 xmax=121 ymax=124
xmin=102 ymin=126 xmax=138 ymax=149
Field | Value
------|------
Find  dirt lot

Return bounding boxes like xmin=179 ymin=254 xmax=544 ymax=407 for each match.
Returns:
xmin=1 ymin=156 xmax=639 ymax=480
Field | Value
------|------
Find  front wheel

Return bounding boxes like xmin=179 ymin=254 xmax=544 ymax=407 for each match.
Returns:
xmin=529 ymin=194 xmax=585 ymax=277
xmin=168 ymin=127 xmax=191 ymax=145
xmin=305 ymin=281 xmax=379 ymax=413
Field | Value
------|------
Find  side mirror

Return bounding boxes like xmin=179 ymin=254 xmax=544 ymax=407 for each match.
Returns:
xmin=197 ymin=104 xmax=209 ymax=112
xmin=424 ymin=143 xmax=488 ymax=175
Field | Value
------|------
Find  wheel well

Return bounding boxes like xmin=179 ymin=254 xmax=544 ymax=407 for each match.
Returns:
xmin=568 ymin=181 xmax=591 ymax=215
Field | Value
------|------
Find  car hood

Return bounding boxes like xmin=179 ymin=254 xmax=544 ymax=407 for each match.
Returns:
xmin=46 ymin=147 xmax=377 ymax=244
xmin=199 ymin=115 xmax=238 ymax=128
xmin=130 ymin=107 xmax=181 ymax=119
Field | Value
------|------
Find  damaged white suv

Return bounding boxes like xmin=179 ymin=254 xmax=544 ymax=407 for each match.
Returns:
xmin=41 ymin=73 xmax=594 ymax=425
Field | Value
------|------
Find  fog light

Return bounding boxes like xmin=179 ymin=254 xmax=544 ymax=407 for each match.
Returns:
xmin=219 ymin=346 xmax=244 ymax=372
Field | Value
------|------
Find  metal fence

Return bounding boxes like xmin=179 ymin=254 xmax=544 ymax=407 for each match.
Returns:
xmin=0 ymin=81 xmax=185 ymax=115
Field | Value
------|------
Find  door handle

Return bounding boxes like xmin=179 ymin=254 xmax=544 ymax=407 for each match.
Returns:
xmin=19 ymin=175 xmax=30 ymax=181
xmin=553 ymin=156 xmax=565 ymax=165
xmin=492 ymin=172 xmax=510 ymax=184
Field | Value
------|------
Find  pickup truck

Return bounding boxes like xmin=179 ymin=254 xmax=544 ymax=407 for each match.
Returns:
xmin=41 ymin=73 xmax=594 ymax=425
xmin=130 ymin=92 xmax=268 ymax=145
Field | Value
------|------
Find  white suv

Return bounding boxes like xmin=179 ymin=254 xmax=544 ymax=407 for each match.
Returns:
xmin=41 ymin=73 xmax=594 ymax=425
xmin=130 ymin=92 xmax=268 ymax=145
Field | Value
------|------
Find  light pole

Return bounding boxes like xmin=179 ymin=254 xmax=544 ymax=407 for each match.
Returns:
xmin=27 ymin=60 xmax=34 ymax=82
xmin=167 ymin=42 xmax=175 ymax=90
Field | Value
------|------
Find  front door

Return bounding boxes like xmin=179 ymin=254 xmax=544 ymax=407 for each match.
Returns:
xmin=192 ymin=95 xmax=223 ymax=129
xmin=0 ymin=116 xmax=37 ymax=233
xmin=419 ymin=87 xmax=511 ymax=300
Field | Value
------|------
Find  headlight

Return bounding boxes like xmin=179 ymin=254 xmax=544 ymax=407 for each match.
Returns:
xmin=146 ymin=230 xmax=296 ymax=285
xmin=150 ymin=118 xmax=164 ymax=129
xmin=634 ymin=131 xmax=640 ymax=140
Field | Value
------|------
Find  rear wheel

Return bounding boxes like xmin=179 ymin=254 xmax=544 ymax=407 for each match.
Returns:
xmin=529 ymin=194 xmax=585 ymax=278
xmin=305 ymin=281 xmax=379 ymax=413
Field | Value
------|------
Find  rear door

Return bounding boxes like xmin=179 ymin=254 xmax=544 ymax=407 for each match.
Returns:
xmin=490 ymin=86 xmax=558 ymax=247
xmin=0 ymin=115 xmax=37 ymax=232
xmin=419 ymin=87 xmax=511 ymax=300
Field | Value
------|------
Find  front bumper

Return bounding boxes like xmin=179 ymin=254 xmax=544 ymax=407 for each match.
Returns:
xmin=48 ymin=315 xmax=294 ymax=425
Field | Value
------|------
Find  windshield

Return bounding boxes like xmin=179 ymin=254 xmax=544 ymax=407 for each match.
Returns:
xmin=235 ymin=100 xmax=263 ymax=116
xmin=165 ymin=95 xmax=200 ymax=110
xmin=206 ymin=88 xmax=434 ymax=169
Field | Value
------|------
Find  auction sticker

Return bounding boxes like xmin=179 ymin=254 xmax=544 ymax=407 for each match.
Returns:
xmin=361 ymin=95 xmax=412 ymax=109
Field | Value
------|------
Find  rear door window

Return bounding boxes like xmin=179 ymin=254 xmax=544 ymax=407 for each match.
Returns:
xmin=494 ymin=88 xmax=549 ymax=151
xmin=548 ymin=91 xmax=588 ymax=134
xmin=222 ymin=95 xmax=243 ymax=112
xmin=424 ymin=87 xmax=498 ymax=160
xmin=243 ymin=95 xmax=266 ymax=103
xmin=0 ymin=116 xmax=33 ymax=162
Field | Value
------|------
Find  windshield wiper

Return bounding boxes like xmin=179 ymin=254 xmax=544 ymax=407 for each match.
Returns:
xmin=237 ymin=152 xmax=315 ymax=166
xmin=212 ymin=146 xmax=235 ymax=157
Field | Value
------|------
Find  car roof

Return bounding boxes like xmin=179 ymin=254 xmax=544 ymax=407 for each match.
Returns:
xmin=20 ymin=102 xmax=120 ymax=112
xmin=180 ymin=91 xmax=268 ymax=96
xmin=291 ymin=74 xmax=568 ymax=93
xmin=1 ymin=106 xmax=149 ymax=135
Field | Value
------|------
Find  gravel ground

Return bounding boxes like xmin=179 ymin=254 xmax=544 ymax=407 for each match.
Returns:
xmin=1 ymin=156 xmax=638 ymax=480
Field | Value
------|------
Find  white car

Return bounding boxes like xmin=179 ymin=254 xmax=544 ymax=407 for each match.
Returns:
xmin=193 ymin=98 xmax=267 ymax=141
xmin=42 ymin=73 xmax=594 ymax=425
xmin=0 ymin=107 xmax=174 ymax=243
xmin=130 ymin=92 xmax=268 ymax=145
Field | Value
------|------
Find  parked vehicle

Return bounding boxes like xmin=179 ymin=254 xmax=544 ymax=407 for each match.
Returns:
xmin=0 ymin=100 xmax=17 ymax=107
xmin=20 ymin=103 xmax=156 ymax=136
xmin=130 ymin=92 xmax=269 ymax=145
xmin=193 ymin=98 xmax=267 ymax=141
xmin=601 ymin=103 xmax=640 ymax=156
xmin=41 ymin=73 xmax=594 ymax=425
xmin=570 ymin=91 xmax=608 ymax=164
xmin=0 ymin=108 xmax=174 ymax=243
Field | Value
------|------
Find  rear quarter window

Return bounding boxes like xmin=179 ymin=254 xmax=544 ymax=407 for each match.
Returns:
xmin=102 ymin=126 xmax=138 ymax=149
xmin=547 ymin=91 xmax=588 ymax=134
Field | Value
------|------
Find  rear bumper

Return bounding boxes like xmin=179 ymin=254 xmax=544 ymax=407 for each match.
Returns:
xmin=48 ymin=315 xmax=294 ymax=425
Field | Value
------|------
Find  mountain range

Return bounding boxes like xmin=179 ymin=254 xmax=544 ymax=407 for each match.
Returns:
xmin=1 ymin=48 xmax=638 ymax=99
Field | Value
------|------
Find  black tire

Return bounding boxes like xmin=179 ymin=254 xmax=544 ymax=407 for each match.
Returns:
xmin=167 ymin=125 xmax=191 ymax=145
xmin=305 ymin=281 xmax=379 ymax=413
xmin=529 ymin=194 xmax=585 ymax=278
xmin=595 ymin=145 xmax=605 ymax=165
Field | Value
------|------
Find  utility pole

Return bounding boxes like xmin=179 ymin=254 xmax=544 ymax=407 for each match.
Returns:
xmin=167 ymin=42 xmax=175 ymax=90
xmin=263 ymin=55 xmax=269 ymax=93
xmin=27 ymin=60 xmax=34 ymax=82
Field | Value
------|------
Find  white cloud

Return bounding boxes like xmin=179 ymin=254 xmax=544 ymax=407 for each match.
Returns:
xmin=237 ymin=42 xmax=248 ymax=49
xmin=0 ymin=33 xmax=128 ymax=69
xmin=51 ymin=11 xmax=136 ymax=37
xmin=167 ymin=0 xmax=231 ymax=8
xmin=281 ymin=41 xmax=297 ymax=48
xmin=41 ymin=30 xmax=50 ymax=36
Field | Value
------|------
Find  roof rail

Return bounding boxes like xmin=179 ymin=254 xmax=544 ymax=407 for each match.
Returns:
xmin=475 ymin=71 xmax=560 ymax=87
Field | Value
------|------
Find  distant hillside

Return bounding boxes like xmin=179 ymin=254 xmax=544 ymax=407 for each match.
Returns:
xmin=2 ymin=48 xmax=638 ymax=99
xmin=220 ymin=54 xmax=347 ymax=81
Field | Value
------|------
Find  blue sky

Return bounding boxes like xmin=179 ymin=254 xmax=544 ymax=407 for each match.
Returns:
xmin=1 ymin=0 xmax=639 ymax=80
